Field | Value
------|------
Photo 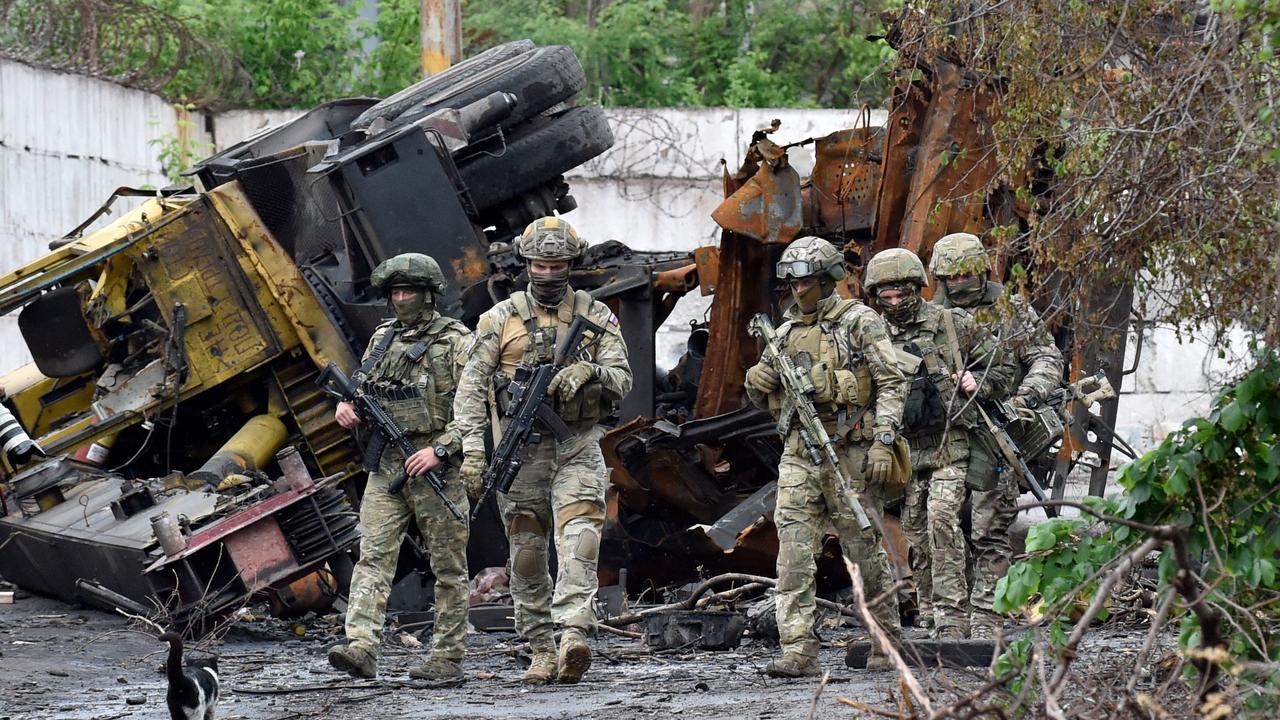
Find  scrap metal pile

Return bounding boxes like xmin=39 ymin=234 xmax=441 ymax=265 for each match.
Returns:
xmin=0 ymin=21 xmax=1128 ymax=632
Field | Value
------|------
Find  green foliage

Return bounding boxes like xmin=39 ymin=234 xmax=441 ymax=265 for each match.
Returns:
xmin=462 ymin=0 xmax=897 ymax=107
xmin=139 ymin=0 xmax=897 ymax=109
xmin=148 ymin=105 xmax=214 ymax=185
xmin=147 ymin=0 xmax=365 ymax=108
xmin=994 ymin=354 xmax=1280 ymax=711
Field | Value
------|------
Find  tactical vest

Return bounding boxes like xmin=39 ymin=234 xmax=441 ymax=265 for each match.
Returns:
xmin=358 ymin=315 xmax=464 ymax=438
xmin=898 ymin=309 xmax=971 ymax=438
xmin=769 ymin=298 xmax=874 ymax=437
xmin=494 ymin=290 xmax=611 ymax=424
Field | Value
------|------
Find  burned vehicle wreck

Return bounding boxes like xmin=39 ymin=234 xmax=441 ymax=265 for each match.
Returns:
xmin=0 ymin=25 xmax=1128 ymax=633
xmin=0 ymin=40 xmax=697 ymax=630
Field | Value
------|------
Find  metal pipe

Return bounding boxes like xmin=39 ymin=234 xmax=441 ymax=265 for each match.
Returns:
xmin=188 ymin=414 xmax=288 ymax=486
xmin=276 ymin=446 xmax=313 ymax=492
xmin=150 ymin=511 xmax=187 ymax=557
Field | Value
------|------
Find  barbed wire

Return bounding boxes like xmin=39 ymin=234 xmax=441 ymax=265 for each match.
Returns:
xmin=0 ymin=0 xmax=252 ymax=109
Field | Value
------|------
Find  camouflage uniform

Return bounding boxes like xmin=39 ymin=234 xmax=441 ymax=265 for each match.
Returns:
xmin=453 ymin=217 xmax=631 ymax=683
xmin=865 ymin=248 xmax=1016 ymax=638
xmin=746 ymin=295 xmax=906 ymax=656
xmin=930 ymin=233 xmax=1065 ymax=634
xmin=745 ymin=237 xmax=905 ymax=677
xmin=332 ymin=254 xmax=472 ymax=679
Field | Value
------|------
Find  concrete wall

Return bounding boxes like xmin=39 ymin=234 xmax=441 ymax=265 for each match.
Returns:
xmin=0 ymin=58 xmax=1247 ymax=460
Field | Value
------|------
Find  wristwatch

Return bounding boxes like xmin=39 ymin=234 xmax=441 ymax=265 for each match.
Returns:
xmin=873 ymin=429 xmax=896 ymax=446
xmin=433 ymin=444 xmax=450 ymax=462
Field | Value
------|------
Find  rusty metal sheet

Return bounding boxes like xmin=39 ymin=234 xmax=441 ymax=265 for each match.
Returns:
xmin=222 ymin=517 xmax=297 ymax=593
xmin=896 ymin=59 xmax=1001 ymax=264
xmin=711 ymin=159 xmax=803 ymax=245
xmin=692 ymin=233 xmax=772 ymax=418
xmin=692 ymin=246 xmax=719 ymax=296
xmin=804 ymin=125 xmax=883 ymax=236
xmin=872 ymin=81 xmax=929 ymax=254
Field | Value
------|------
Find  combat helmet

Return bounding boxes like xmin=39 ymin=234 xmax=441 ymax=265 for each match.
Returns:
xmin=929 ymin=232 xmax=990 ymax=278
xmin=515 ymin=216 xmax=587 ymax=262
xmin=776 ymin=236 xmax=847 ymax=281
xmin=864 ymin=248 xmax=927 ymax=291
xmin=370 ymin=253 xmax=448 ymax=296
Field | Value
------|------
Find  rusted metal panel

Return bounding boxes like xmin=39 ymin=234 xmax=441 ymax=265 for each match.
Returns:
xmin=692 ymin=246 xmax=719 ymax=296
xmin=804 ymin=124 xmax=883 ymax=237
xmin=691 ymin=232 xmax=772 ymax=418
xmin=222 ymin=517 xmax=297 ymax=593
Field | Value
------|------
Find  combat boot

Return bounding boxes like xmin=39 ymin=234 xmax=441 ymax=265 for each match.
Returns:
xmin=934 ymin=622 xmax=969 ymax=641
xmin=765 ymin=651 xmax=820 ymax=678
xmin=969 ymin=611 xmax=1001 ymax=640
xmin=864 ymin=628 xmax=903 ymax=671
xmin=557 ymin=629 xmax=592 ymax=684
xmin=328 ymin=643 xmax=377 ymax=679
xmin=409 ymin=656 xmax=464 ymax=684
xmin=522 ymin=650 xmax=559 ymax=685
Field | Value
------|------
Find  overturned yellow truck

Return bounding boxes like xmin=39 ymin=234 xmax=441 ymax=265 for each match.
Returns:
xmin=0 ymin=187 xmax=363 ymax=626
xmin=0 ymin=40 xmax=636 ymax=630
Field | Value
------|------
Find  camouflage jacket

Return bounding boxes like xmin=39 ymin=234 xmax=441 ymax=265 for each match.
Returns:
xmin=359 ymin=310 xmax=472 ymax=457
xmin=745 ymin=294 xmax=906 ymax=436
xmin=453 ymin=286 xmax=633 ymax=456
xmin=936 ymin=281 xmax=1065 ymax=405
xmin=885 ymin=301 xmax=1017 ymax=435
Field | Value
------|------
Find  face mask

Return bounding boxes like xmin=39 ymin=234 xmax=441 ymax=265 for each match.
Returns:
xmin=391 ymin=289 xmax=430 ymax=325
xmin=529 ymin=266 xmax=570 ymax=306
xmin=791 ymin=282 xmax=824 ymax=313
xmin=944 ymin=277 xmax=985 ymax=307
xmin=880 ymin=290 xmax=921 ymax=326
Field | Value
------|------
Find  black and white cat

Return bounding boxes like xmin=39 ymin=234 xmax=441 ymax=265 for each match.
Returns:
xmin=160 ymin=631 xmax=220 ymax=720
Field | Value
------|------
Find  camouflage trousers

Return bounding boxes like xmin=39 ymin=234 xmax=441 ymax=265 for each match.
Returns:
xmin=498 ymin=425 xmax=607 ymax=652
xmin=968 ymin=469 xmax=1018 ymax=616
xmin=901 ymin=463 xmax=968 ymax=633
xmin=345 ymin=450 xmax=469 ymax=660
xmin=775 ymin=437 xmax=901 ymax=659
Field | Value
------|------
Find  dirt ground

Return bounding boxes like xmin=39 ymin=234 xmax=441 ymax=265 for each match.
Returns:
xmin=1 ymin=590 xmax=916 ymax=720
xmin=1 ymin=586 xmax=1176 ymax=720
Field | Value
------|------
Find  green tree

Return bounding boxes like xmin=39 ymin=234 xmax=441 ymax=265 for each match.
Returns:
xmin=148 ymin=0 xmax=365 ymax=108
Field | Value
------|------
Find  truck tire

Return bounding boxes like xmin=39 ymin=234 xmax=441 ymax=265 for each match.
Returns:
xmin=458 ymin=104 xmax=614 ymax=211
xmin=352 ymin=40 xmax=533 ymax=130
xmin=353 ymin=43 xmax=586 ymax=133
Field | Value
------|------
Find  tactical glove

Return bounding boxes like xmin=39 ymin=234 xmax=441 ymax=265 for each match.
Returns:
xmin=867 ymin=439 xmax=895 ymax=486
xmin=549 ymin=361 xmax=597 ymax=400
xmin=459 ymin=451 xmax=487 ymax=501
xmin=745 ymin=363 xmax=781 ymax=394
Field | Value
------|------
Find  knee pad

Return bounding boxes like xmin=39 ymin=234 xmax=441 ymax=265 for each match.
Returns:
xmin=510 ymin=532 xmax=548 ymax=581
xmin=565 ymin=521 xmax=600 ymax=563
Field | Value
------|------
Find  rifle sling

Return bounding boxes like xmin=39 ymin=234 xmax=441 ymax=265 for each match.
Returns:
xmin=354 ymin=326 xmax=399 ymax=384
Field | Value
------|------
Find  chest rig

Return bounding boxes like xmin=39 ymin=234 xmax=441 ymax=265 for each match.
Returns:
xmin=897 ymin=308 xmax=971 ymax=438
xmin=770 ymin=298 xmax=874 ymax=439
xmin=496 ymin=290 xmax=609 ymax=424
xmin=357 ymin=316 xmax=459 ymax=439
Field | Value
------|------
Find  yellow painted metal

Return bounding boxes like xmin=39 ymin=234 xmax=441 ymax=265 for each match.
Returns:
xmin=208 ymin=184 xmax=358 ymax=373
xmin=0 ymin=197 xmax=191 ymax=314
xmin=1 ymin=367 xmax=97 ymax=437
xmin=189 ymin=414 xmax=289 ymax=485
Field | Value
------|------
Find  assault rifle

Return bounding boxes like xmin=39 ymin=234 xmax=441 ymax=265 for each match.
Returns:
xmin=316 ymin=363 xmax=465 ymax=522
xmin=472 ymin=314 xmax=605 ymax=519
xmin=748 ymin=313 xmax=873 ymax=531
xmin=976 ymin=372 xmax=1117 ymax=519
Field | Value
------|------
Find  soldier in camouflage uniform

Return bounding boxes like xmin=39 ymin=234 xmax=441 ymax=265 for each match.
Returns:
xmin=864 ymin=248 xmax=1017 ymax=640
xmin=453 ymin=217 xmax=632 ymax=685
xmin=327 ymin=253 xmax=472 ymax=683
xmin=743 ymin=237 xmax=906 ymax=677
xmin=929 ymin=232 xmax=1065 ymax=638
